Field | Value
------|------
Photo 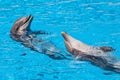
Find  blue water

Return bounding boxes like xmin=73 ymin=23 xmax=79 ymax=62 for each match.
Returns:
xmin=0 ymin=0 xmax=120 ymax=80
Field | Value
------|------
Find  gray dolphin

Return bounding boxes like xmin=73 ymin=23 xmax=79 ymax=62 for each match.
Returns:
xmin=62 ymin=32 xmax=120 ymax=73
xmin=10 ymin=15 xmax=67 ymax=60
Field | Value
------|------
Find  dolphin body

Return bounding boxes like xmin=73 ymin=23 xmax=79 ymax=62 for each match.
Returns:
xmin=62 ymin=32 xmax=120 ymax=73
xmin=10 ymin=15 xmax=67 ymax=60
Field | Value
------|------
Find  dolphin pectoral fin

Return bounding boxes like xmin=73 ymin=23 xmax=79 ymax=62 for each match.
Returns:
xmin=31 ymin=30 xmax=50 ymax=35
xmin=99 ymin=46 xmax=115 ymax=52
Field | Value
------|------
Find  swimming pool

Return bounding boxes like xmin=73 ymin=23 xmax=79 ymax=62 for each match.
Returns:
xmin=0 ymin=0 xmax=120 ymax=80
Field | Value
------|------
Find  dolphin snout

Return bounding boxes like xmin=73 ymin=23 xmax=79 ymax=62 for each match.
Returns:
xmin=61 ymin=32 xmax=69 ymax=41
xmin=61 ymin=32 xmax=74 ymax=53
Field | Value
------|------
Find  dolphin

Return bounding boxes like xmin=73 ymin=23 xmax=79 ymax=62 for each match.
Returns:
xmin=61 ymin=32 xmax=120 ymax=73
xmin=10 ymin=15 xmax=67 ymax=60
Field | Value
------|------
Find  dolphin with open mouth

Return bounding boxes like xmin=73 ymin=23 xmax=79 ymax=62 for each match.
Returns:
xmin=62 ymin=32 xmax=120 ymax=73
xmin=10 ymin=15 xmax=67 ymax=60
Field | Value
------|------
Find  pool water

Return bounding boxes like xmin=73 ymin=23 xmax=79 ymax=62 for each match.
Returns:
xmin=0 ymin=0 xmax=120 ymax=80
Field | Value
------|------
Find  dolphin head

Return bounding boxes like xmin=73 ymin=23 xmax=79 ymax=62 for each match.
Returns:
xmin=61 ymin=32 xmax=93 ymax=55
xmin=10 ymin=15 xmax=33 ymax=40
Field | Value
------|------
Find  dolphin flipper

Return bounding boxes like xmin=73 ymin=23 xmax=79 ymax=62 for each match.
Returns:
xmin=99 ymin=46 xmax=115 ymax=52
xmin=30 ymin=30 xmax=50 ymax=35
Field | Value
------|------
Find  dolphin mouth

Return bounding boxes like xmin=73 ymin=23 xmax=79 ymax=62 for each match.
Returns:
xmin=61 ymin=32 xmax=70 ymax=42
xmin=61 ymin=32 xmax=72 ymax=45
xmin=61 ymin=32 xmax=74 ymax=53
xmin=25 ymin=15 xmax=32 ymax=24
xmin=21 ymin=15 xmax=33 ymax=28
